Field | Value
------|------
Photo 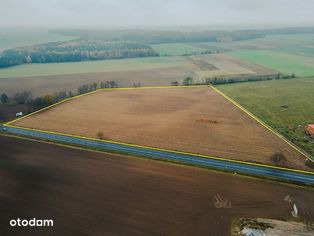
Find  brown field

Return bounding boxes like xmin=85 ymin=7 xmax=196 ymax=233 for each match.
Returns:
xmin=215 ymin=54 xmax=278 ymax=76
xmin=187 ymin=54 xmax=276 ymax=79
xmin=0 ymin=135 xmax=313 ymax=236
xmin=0 ymin=66 xmax=196 ymax=96
xmin=186 ymin=57 xmax=219 ymax=71
xmin=13 ymin=86 xmax=309 ymax=170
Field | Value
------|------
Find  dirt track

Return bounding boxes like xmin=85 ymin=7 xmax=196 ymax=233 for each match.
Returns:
xmin=0 ymin=135 xmax=313 ymax=236
xmin=13 ymin=86 xmax=308 ymax=170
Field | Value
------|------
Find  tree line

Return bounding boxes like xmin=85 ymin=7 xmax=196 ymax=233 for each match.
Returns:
xmin=0 ymin=39 xmax=159 ymax=68
xmin=0 ymin=80 xmax=120 ymax=112
xmin=51 ymin=27 xmax=314 ymax=44
xmin=205 ymin=73 xmax=296 ymax=85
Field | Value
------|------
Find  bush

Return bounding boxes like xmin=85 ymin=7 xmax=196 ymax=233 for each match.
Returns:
xmin=305 ymin=159 xmax=314 ymax=169
xmin=270 ymin=152 xmax=287 ymax=166
xmin=97 ymin=132 xmax=104 ymax=140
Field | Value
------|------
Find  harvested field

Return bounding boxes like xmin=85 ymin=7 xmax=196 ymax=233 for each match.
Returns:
xmin=187 ymin=54 xmax=257 ymax=78
xmin=0 ymin=135 xmax=313 ymax=235
xmin=13 ymin=86 xmax=309 ymax=170
xmin=0 ymin=67 xmax=196 ymax=96
xmin=186 ymin=57 xmax=219 ymax=71
xmin=215 ymin=54 xmax=278 ymax=75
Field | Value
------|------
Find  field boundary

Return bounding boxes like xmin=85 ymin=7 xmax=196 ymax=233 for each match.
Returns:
xmin=209 ymin=84 xmax=314 ymax=163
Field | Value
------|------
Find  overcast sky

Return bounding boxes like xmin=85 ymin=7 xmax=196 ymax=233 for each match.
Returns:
xmin=1 ymin=0 xmax=314 ymax=28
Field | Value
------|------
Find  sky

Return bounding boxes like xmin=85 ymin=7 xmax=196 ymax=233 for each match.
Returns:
xmin=1 ymin=0 xmax=314 ymax=28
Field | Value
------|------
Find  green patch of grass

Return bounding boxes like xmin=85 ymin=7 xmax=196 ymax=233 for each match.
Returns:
xmin=151 ymin=43 xmax=206 ymax=56
xmin=216 ymin=78 xmax=314 ymax=157
xmin=228 ymin=50 xmax=314 ymax=77
xmin=0 ymin=56 xmax=185 ymax=78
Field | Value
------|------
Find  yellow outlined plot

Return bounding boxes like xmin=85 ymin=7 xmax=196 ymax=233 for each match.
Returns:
xmin=4 ymin=84 xmax=314 ymax=173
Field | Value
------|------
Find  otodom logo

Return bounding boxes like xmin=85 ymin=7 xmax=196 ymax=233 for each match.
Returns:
xmin=10 ymin=218 xmax=53 ymax=227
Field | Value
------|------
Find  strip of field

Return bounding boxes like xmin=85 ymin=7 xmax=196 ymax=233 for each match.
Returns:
xmin=0 ymin=56 xmax=185 ymax=78
xmin=11 ymin=86 xmax=309 ymax=171
xmin=1 ymin=135 xmax=314 ymax=235
xmin=0 ymin=67 xmax=195 ymax=96
xmin=193 ymin=34 xmax=314 ymax=52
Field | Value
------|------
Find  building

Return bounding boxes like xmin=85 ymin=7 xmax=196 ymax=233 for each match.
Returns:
xmin=305 ymin=124 xmax=314 ymax=137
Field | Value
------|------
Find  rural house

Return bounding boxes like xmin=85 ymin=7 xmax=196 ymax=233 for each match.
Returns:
xmin=305 ymin=124 xmax=314 ymax=137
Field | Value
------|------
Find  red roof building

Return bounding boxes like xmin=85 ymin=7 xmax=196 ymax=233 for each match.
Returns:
xmin=305 ymin=124 xmax=314 ymax=136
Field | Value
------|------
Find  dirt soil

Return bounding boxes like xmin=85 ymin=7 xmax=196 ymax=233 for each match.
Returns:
xmin=0 ymin=135 xmax=313 ymax=236
xmin=13 ymin=86 xmax=309 ymax=171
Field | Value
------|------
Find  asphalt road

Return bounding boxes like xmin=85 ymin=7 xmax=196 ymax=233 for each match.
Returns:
xmin=2 ymin=125 xmax=314 ymax=185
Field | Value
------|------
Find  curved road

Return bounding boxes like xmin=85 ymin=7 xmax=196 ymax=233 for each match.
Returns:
xmin=2 ymin=125 xmax=314 ymax=185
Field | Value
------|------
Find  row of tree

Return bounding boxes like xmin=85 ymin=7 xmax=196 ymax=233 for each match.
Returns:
xmin=0 ymin=80 xmax=120 ymax=111
xmin=169 ymin=73 xmax=296 ymax=87
xmin=51 ymin=27 xmax=314 ymax=44
xmin=205 ymin=73 xmax=295 ymax=85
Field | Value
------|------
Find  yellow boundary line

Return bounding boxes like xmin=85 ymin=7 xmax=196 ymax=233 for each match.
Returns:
xmin=4 ymin=123 xmax=314 ymax=175
xmin=4 ymin=84 xmax=314 ymax=175
xmin=209 ymin=84 xmax=314 ymax=164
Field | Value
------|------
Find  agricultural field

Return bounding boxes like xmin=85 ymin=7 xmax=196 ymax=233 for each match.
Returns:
xmin=0 ymin=29 xmax=75 ymax=51
xmin=1 ymin=135 xmax=314 ymax=235
xmin=0 ymin=67 xmax=195 ymax=96
xmin=192 ymin=34 xmax=314 ymax=77
xmin=0 ymin=53 xmax=277 ymax=96
xmin=187 ymin=54 xmax=276 ymax=78
xmin=228 ymin=50 xmax=314 ymax=77
xmin=0 ymin=56 xmax=185 ymax=78
xmin=12 ymin=86 xmax=309 ymax=170
xmin=216 ymin=78 xmax=314 ymax=158
xmin=151 ymin=43 xmax=206 ymax=56
xmin=194 ymin=34 xmax=314 ymax=52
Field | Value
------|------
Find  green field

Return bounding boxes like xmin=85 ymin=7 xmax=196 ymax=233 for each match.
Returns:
xmin=151 ymin=43 xmax=205 ymax=56
xmin=0 ymin=29 xmax=75 ymax=50
xmin=195 ymin=34 xmax=314 ymax=52
xmin=0 ymin=56 xmax=185 ymax=78
xmin=228 ymin=50 xmax=314 ymax=77
xmin=216 ymin=78 xmax=314 ymax=157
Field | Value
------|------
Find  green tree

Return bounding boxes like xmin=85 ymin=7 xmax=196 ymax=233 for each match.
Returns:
xmin=182 ymin=77 xmax=194 ymax=86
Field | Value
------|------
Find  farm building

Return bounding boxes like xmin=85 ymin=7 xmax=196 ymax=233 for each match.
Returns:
xmin=305 ymin=124 xmax=314 ymax=137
